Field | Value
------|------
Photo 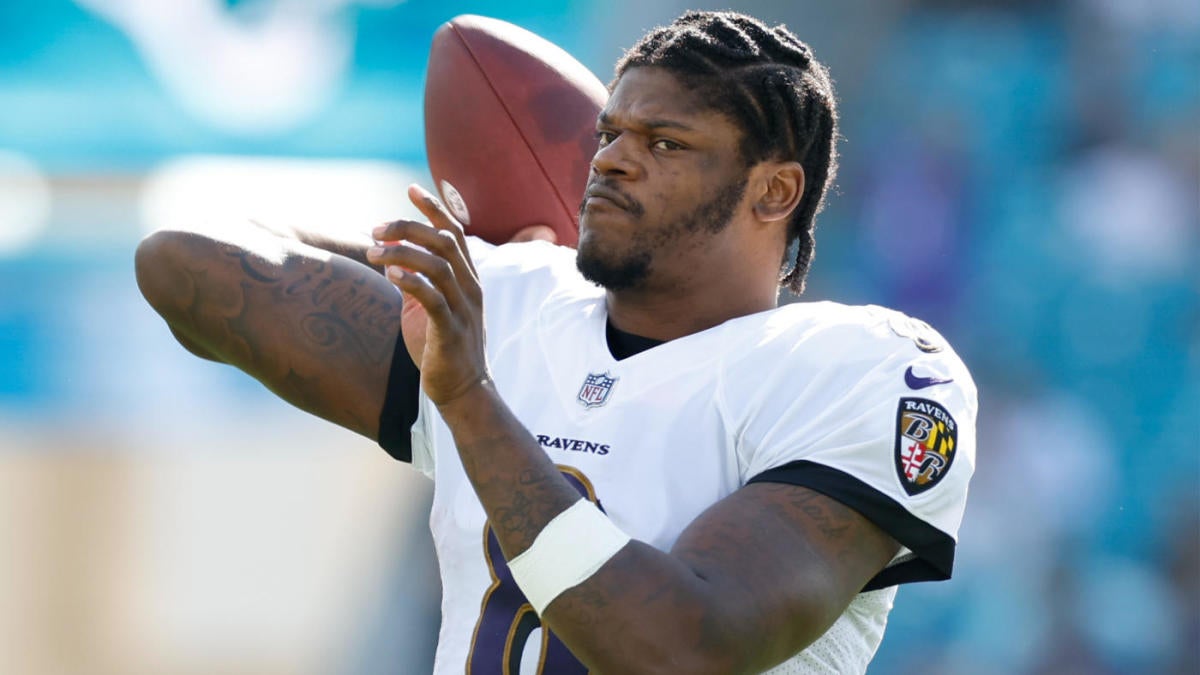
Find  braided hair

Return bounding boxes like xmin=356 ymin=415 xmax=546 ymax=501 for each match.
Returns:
xmin=615 ymin=11 xmax=839 ymax=294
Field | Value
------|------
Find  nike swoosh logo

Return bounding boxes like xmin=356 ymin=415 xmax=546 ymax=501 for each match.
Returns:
xmin=905 ymin=366 xmax=954 ymax=390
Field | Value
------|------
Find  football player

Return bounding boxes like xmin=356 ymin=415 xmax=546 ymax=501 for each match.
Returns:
xmin=136 ymin=11 xmax=975 ymax=674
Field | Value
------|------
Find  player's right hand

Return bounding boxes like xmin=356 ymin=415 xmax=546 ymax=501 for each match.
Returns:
xmin=387 ymin=222 xmax=555 ymax=368
xmin=368 ymin=185 xmax=489 ymax=407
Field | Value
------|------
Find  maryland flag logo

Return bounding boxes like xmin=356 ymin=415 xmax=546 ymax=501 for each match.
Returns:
xmin=895 ymin=397 xmax=958 ymax=496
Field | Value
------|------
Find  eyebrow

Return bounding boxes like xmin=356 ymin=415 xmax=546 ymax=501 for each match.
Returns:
xmin=597 ymin=112 xmax=697 ymax=133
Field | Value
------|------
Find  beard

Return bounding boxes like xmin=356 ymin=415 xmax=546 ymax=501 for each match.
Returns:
xmin=576 ymin=175 xmax=747 ymax=291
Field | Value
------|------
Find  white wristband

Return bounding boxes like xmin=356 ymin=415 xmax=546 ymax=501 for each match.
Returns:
xmin=507 ymin=498 xmax=632 ymax=615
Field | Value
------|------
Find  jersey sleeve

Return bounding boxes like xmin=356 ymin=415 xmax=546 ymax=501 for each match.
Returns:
xmin=377 ymin=330 xmax=421 ymax=462
xmin=728 ymin=307 xmax=977 ymax=590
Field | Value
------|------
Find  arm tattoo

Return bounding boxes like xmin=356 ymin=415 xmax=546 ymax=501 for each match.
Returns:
xmin=458 ymin=443 xmax=577 ymax=552
xmin=750 ymin=483 xmax=861 ymax=567
xmin=201 ymin=244 xmax=400 ymax=368
xmin=156 ymin=234 xmax=402 ymax=435
xmin=235 ymin=248 xmax=280 ymax=283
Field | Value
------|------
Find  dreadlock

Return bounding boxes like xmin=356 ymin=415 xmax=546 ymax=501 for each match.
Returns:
xmin=614 ymin=11 xmax=839 ymax=294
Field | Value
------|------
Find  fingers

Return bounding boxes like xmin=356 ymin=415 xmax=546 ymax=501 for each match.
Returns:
xmin=367 ymin=239 xmax=471 ymax=315
xmin=409 ymin=184 xmax=478 ymax=277
xmin=386 ymin=264 xmax=452 ymax=325
xmin=370 ymin=235 xmax=479 ymax=306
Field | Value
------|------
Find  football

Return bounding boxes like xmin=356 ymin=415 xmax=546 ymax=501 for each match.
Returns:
xmin=424 ymin=15 xmax=608 ymax=247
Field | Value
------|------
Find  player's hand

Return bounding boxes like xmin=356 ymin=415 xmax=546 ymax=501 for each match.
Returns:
xmin=367 ymin=185 xmax=488 ymax=407
xmin=378 ymin=217 xmax=553 ymax=369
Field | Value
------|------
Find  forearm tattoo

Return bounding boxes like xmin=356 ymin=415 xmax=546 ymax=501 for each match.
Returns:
xmin=457 ymin=432 xmax=580 ymax=553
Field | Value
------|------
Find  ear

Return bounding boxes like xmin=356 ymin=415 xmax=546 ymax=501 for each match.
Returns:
xmin=751 ymin=161 xmax=805 ymax=225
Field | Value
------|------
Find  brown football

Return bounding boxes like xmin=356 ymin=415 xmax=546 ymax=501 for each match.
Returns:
xmin=424 ymin=15 xmax=607 ymax=247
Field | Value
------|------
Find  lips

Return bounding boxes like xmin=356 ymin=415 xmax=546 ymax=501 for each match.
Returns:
xmin=583 ymin=184 xmax=632 ymax=211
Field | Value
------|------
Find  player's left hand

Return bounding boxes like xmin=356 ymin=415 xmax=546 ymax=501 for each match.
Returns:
xmin=367 ymin=184 xmax=489 ymax=407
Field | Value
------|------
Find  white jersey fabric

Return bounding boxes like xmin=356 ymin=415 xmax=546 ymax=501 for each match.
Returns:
xmin=407 ymin=239 xmax=977 ymax=674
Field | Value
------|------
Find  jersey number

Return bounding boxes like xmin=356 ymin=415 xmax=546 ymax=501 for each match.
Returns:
xmin=466 ymin=466 xmax=598 ymax=674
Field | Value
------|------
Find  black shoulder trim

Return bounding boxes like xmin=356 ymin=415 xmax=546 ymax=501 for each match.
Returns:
xmin=748 ymin=460 xmax=955 ymax=591
xmin=377 ymin=329 xmax=420 ymax=463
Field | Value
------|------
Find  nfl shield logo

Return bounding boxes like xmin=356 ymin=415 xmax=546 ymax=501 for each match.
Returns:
xmin=577 ymin=372 xmax=618 ymax=409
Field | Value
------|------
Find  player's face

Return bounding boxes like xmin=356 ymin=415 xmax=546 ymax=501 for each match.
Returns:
xmin=576 ymin=67 xmax=751 ymax=291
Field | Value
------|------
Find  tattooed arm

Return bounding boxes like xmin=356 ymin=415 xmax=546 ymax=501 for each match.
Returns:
xmin=134 ymin=222 xmax=402 ymax=439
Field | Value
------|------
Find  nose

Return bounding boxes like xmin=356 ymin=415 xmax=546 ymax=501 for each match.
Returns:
xmin=590 ymin=135 xmax=641 ymax=180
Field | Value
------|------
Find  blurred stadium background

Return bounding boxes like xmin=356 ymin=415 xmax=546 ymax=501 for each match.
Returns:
xmin=0 ymin=0 xmax=1196 ymax=673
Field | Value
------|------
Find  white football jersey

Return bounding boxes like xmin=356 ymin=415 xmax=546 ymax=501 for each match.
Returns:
xmin=408 ymin=239 xmax=977 ymax=675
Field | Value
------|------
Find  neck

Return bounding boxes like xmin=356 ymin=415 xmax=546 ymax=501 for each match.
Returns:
xmin=604 ymin=275 xmax=779 ymax=341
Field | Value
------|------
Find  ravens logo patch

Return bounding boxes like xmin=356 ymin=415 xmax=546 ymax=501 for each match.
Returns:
xmin=895 ymin=397 xmax=958 ymax=496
